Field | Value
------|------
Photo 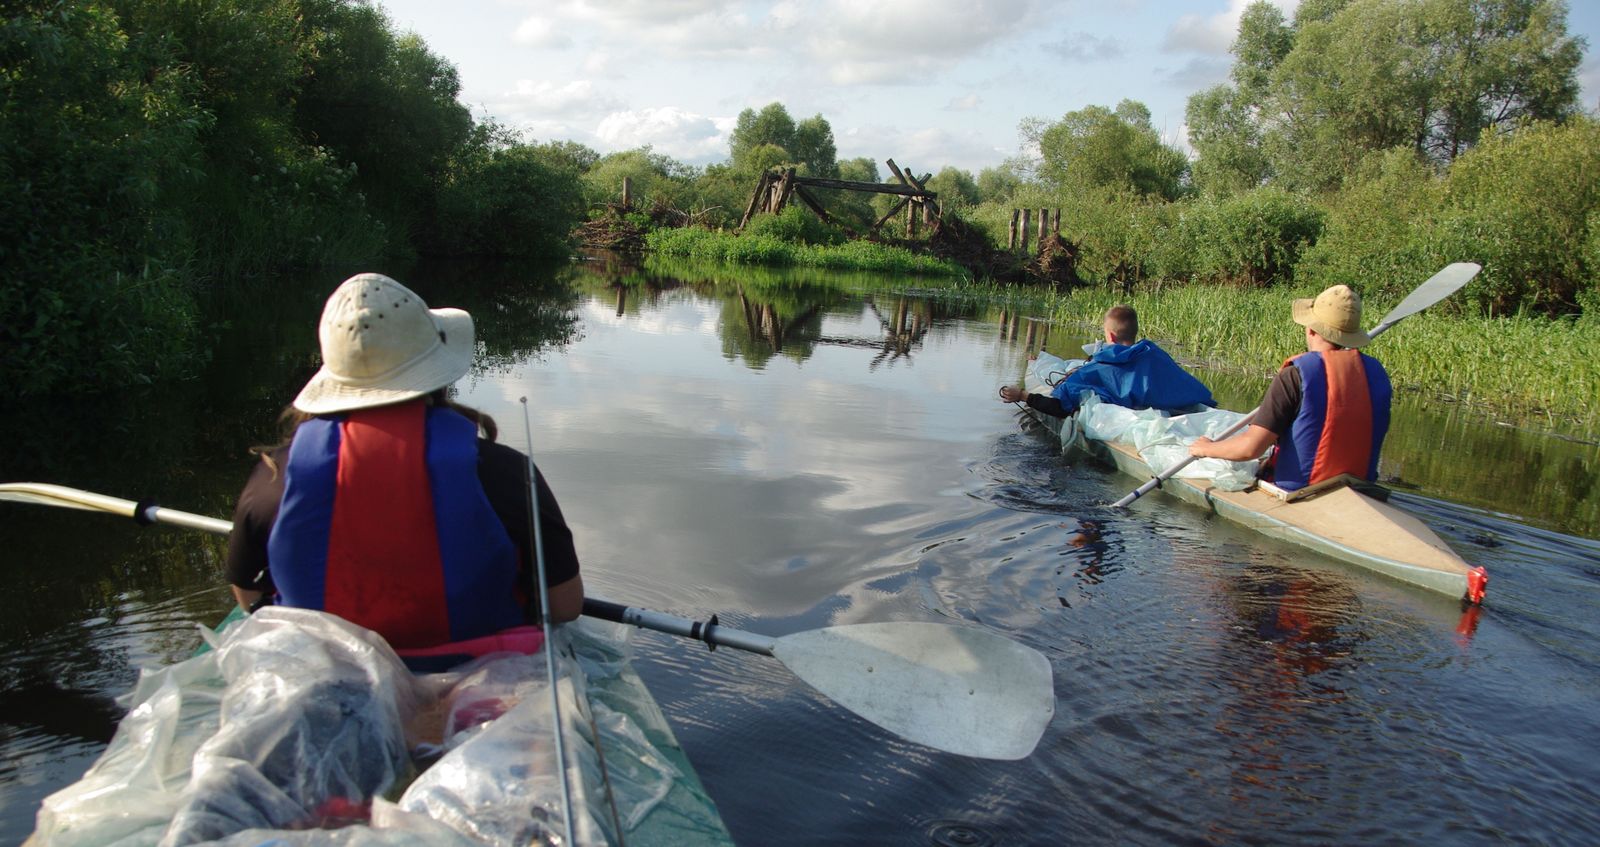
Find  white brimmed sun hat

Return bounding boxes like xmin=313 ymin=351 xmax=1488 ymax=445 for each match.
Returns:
xmin=293 ymin=273 xmax=474 ymax=415
xmin=1292 ymin=284 xmax=1371 ymax=349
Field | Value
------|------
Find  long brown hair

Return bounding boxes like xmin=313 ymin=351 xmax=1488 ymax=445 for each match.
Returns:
xmin=253 ymin=389 xmax=498 ymax=478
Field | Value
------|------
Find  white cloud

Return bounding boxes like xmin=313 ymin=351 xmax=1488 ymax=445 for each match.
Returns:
xmin=944 ymin=94 xmax=981 ymax=111
xmin=512 ymin=16 xmax=573 ymax=48
xmin=1163 ymin=0 xmax=1299 ymax=55
xmin=1161 ymin=56 xmax=1232 ymax=90
xmin=802 ymin=0 xmax=1040 ymax=84
xmin=835 ymin=124 xmax=1006 ymax=174
xmin=498 ymin=79 xmax=620 ymax=119
xmin=594 ymin=107 xmax=731 ymax=162
xmin=1045 ymin=31 xmax=1125 ymax=63
xmin=582 ymin=50 xmax=618 ymax=77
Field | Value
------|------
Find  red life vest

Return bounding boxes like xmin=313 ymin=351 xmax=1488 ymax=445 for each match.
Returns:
xmin=266 ymin=401 xmax=525 ymax=648
xmin=1272 ymin=349 xmax=1392 ymax=492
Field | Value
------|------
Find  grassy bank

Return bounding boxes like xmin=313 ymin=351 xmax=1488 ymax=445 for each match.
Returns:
xmin=645 ymin=226 xmax=966 ymax=277
xmin=947 ymin=281 xmax=1600 ymax=437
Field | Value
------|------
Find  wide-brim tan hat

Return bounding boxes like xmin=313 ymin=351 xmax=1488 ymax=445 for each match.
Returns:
xmin=293 ymin=273 xmax=475 ymax=415
xmin=1292 ymin=284 xmax=1371 ymax=348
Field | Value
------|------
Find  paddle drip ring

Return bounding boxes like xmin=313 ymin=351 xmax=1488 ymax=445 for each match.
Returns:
xmin=926 ymin=820 xmax=996 ymax=847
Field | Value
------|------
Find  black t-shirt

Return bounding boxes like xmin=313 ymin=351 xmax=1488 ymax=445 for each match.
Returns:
xmin=226 ymin=437 xmax=581 ymax=609
xmin=1254 ymin=365 xmax=1304 ymax=438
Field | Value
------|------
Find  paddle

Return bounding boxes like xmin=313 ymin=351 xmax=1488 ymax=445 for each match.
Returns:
xmin=1109 ymin=262 xmax=1481 ymax=509
xmin=0 ymin=482 xmax=1056 ymax=761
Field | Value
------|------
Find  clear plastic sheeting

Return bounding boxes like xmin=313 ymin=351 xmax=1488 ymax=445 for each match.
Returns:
xmin=1027 ymin=351 xmax=1262 ymax=491
xmin=29 ymin=607 xmax=687 ymax=847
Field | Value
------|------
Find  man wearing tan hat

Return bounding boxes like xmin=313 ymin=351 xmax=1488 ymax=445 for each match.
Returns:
xmin=225 ymin=273 xmax=585 ymax=651
xmin=1188 ymin=284 xmax=1393 ymax=491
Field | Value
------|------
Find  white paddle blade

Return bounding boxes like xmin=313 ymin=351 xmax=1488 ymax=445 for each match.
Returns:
xmin=0 ymin=483 xmax=137 ymax=516
xmin=1382 ymin=262 xmax=1480 ymax=324
xmin=773 ymin=622 xmax=1055 ymax=760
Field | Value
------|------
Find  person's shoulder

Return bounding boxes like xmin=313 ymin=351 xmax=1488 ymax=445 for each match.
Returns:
xmin=478 ymin=438 xmax=527 ymax=467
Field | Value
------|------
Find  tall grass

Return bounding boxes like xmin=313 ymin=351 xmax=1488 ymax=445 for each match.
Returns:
xmin=645 ymin=227 xmax=966 ymax=277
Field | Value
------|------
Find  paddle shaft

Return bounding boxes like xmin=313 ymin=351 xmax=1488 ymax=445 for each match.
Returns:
xmin=1109 ymin=264 xmax=1479 ymax=508
xmin=583 ymin=597 xmax=777 ymax=654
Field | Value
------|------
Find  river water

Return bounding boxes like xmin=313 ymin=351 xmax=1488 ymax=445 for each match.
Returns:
xmin=2 ymin=258 xmax=1598 ymax=845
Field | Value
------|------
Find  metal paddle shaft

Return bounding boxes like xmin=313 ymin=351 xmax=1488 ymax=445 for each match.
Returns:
xmin=583 ymin=598 xmax=1055 ymax=760
xmin=1109 ymin=262 xmax=1481 ymax=508
xmin=1 ymin=483 xmax=1059 ymax=760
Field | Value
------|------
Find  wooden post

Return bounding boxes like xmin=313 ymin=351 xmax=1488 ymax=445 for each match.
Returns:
xmin=739 ymin=171 xmax=772 ymax=228
xmin=773 ymin=168 xmax=797 ymax=214
xmin=1021 ymin=209 xmax=1032 ymax=253
xmin=905 ymin=199 xmax=918 ymax=238
xmin=1008 ymin=209 xmax=1019 ymax=249
xmin=621 ymin=177 xmax=632 ymax=210
xmin=1037 ymin=208 xmax=1048 ymax=244
xmin=1052 ymin=208 xmax=1061 ymax=233
xmin=872 ymin=197 xmax=910 ymax=232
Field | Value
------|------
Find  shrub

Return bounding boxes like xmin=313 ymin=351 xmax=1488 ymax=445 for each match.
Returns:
xmin=744 ymin=206 xmax=848 ymax=246
xmin=1175 ymin=187 xmax=1323 ymax=286
xmin=1429 ymin=118 xmax=1600 ymax=316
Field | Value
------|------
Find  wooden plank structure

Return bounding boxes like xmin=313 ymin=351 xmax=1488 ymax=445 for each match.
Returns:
xmin=739 ymin=159 xmax=941 ymax=236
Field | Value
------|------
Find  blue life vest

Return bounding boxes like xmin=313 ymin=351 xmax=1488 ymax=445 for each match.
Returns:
xmin=1272 ymin=350 xmax=1392 ymax=491
xmin=1050 ymin=340 xmax=1215 ymax=413
xmin=266 ymin=402 xmax=524 ymax=648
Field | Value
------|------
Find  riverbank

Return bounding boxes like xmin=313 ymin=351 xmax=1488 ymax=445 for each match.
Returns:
xmin=645 ymin=226 xmax=965 ymax=277
xmin=950 ymin=281 xmax=1600 ymax=438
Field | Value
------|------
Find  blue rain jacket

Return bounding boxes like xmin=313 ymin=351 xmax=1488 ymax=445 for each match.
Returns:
xmin=1049 ymin=340 xmax=1215 ymax=414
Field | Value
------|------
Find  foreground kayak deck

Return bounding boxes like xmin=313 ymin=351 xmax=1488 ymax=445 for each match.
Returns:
xmin=1027 ymin=408 xmax=1486 ymax=603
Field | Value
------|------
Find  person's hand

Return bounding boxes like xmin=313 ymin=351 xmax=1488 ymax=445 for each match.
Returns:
xmin=1189 ymin=436 xmax=1214 ymax=458
xmin=999 ymin=386 xmax=1028 ymax=403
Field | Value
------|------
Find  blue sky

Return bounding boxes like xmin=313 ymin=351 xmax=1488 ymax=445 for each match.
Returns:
xmin=375 ymin=0 xmax=1600 ymax=175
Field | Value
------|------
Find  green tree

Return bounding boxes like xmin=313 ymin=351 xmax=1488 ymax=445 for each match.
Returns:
xmin=975 ymin=166 xmax=1022 ymax=203
xmin=792 ymin=115 xmax=839 ymax=178
xmin=1194 ymin=0 xmax=1586 ymax=193
xmin=730 ymin=103 xmax=798 ymax=170
xmin=1 ymin=0 xmax=207 ymax=395
xmin=581 ymin=148 xmax=697 ymax=209
xmin=1032 ymin=100 xmax=1189 ymax=199
xmin=927 ymin=167 xmax=981 ymax=207
xmin=293 ymin=0 xmax=473 ymax=241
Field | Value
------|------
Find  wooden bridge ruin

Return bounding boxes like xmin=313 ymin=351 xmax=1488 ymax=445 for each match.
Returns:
xmin=739 ymin=158 xmax=941 ymax=238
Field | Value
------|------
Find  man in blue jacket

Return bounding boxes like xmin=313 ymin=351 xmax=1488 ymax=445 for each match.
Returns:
xmin=999 ymin=305 xmax=1215 ymax=417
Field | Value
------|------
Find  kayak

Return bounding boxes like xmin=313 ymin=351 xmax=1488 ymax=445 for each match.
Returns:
xmin=28 ymin=606 xmax=736 ymax=847
xmin=1019 ymin=372 xmax=1487 ymax=604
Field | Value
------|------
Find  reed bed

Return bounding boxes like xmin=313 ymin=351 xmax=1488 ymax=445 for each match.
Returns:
xmin=645 ymin=228 xmax=965 ymax=277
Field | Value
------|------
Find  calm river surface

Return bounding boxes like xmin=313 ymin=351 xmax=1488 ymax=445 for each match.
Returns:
xmin=2 ymin=258 xmax=1598 ymax=845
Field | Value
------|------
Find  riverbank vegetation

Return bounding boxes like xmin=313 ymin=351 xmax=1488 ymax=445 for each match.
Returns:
xmin=3 ymin=0 xmax=585 ymax=397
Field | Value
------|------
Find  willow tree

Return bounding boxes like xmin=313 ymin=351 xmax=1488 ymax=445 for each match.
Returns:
xmin=1187 ymin=0 xmax=1585 ymax=194
xmin=1029 ymin=99 xmax=1189 ymax=200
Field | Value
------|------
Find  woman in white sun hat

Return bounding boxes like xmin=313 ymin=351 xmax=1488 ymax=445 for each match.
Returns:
xmin=1187 ymin=283 xmax=1394 ymax=492
xmin=224 ymin=273 xmax=584 ymax=650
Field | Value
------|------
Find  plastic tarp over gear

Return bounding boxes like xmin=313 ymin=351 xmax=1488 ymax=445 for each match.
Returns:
xmin=1028 ymin=351 xmax=1262 ymax=491
xmin=29 ymin=607 xmax=685 ymax=847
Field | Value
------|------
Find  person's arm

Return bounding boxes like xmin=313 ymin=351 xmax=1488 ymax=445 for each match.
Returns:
xmin=225 ymin=454 xmax=283 ymax=613
xmin=546 ymin=573 xmax=584 ymax=623
xmin=480 ymin=441 xmax=584 ymax=623
xmin=1190 ymin=425 xmax=1278 ymax=461
xmin=1189 ymin=366 xmax=1299 ymax=461
xmin=999 ymin=385 xmax=1072 ymax=418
